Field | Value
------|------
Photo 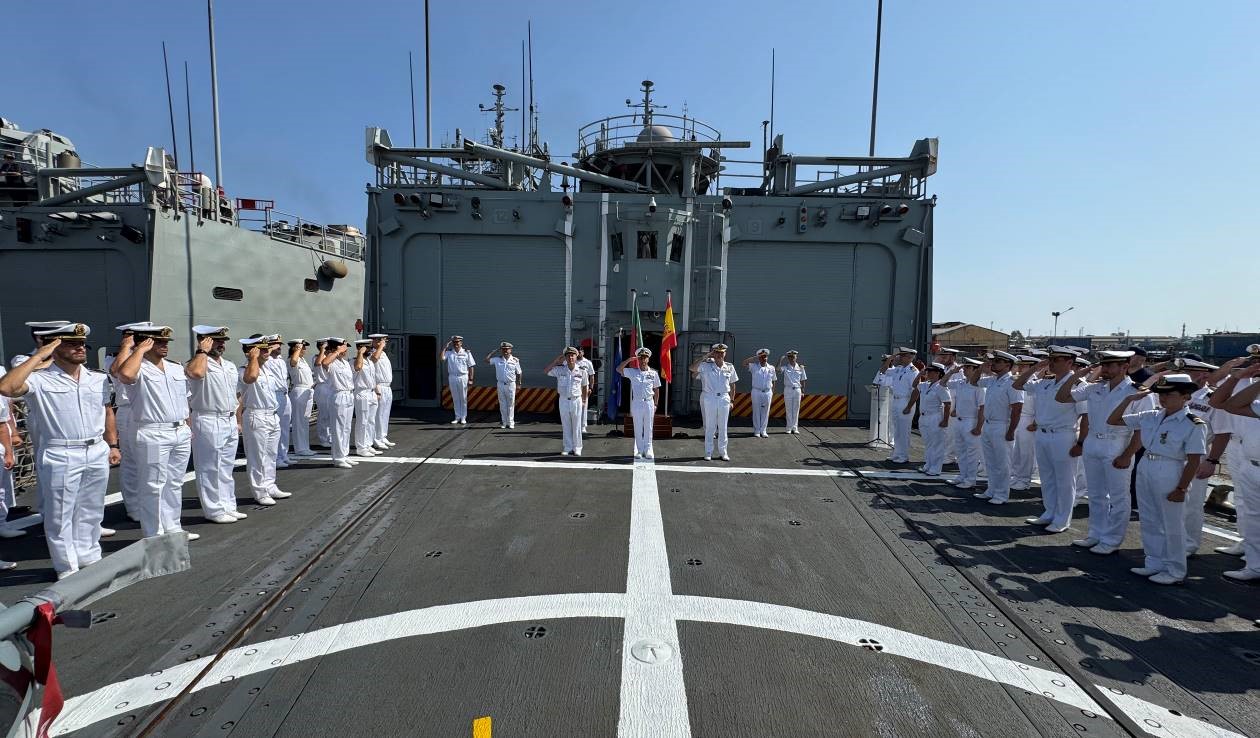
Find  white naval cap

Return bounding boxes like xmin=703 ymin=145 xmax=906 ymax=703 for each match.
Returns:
xmin=711 ymin=343 xmax=728 ymax=351
xmin=923 ymin=362 xmax=946 ymax=372
xmin=785 ymin=349 xmax=800 ymax=356
xmin=756 ymin=348 xmax=770 ymax=356
xmin=500 ymin=341 xmax=513 ymax=349
xmin=367 ymin=333 xmax=388 ymax=339
xmin=935 ymin=347 xmax=961 ymax=355
xmin=192 ymin=324 xmax=229 ymax=339
xmin=239 ymin=336 xmax=269 ymax=347
xmin=450 ymin=335 xmax=464 ymax=341
xmin=636 ymin=347 xmax=652 ymax=357
xmin=894 ymin=346 xmax=917 ymax=355
xmin=354 ymin=339 xmax=373 ymax=346
xmin=1152 ymin=374 xmax=1197 ymax=393
xmin=1096 ymin=350 xmax=1134 ymax=364
xmin=1177 ymin=357 xmax=1218 ymax=371
xmin=989 ymin=350 xmax=1018 ymax=362
xmin=959 ymin=357 xmax=983 ymax=366
xmin=133 ymin=325 xmax=174 ymax=339
xmin=563 ymin=346 xmax=578 ymax=355
xmin=1045 ymin=345 xmax=1077 ymax=358
xmin=1029 ymin=349 xmax=1049 ymax=358
xmin=287 ymin=338 xmax=310 ymax=346
xmin=1074 ymin=356 xmax=1091 ymax=367
xmin=325 ymin=337 xmax=347 ymax=346
xmin=25 ymin=320 xmax=70 ymax=329
xmin=1015 ymin=355 xmax=1039 ymax=364
xmin=33 ymin=323 xmax=90 ymax=340
xmin=115 ymin=321 xmax=156 ymax=332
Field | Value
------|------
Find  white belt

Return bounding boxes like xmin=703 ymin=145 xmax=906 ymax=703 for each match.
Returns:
xmin=192 ymin=410 xmax=234 ymax=417
xmin=1145 ymin=451 xmax=1185 ymax=463
xmin=292 ymin=384 xmax=312 ymax=389
xmin=753 ymin=387 xmax=772 ymax=392
xmin=1092 ymin=431 xmax=1128 ymax=440
xmin=1038 ymin=426 xmax=1071 ymax=433
xmin=138 ymin=419 xmax=186 ymax=428
xmin=45 ymin=437 xmax=103 ymax=447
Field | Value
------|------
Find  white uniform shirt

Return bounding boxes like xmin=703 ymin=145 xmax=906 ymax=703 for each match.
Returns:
xmin=978 ymin=373 xmax=1023 ymax=424
xmin=443 ymin=349 xmax=475 ymax=377
xmin=917 ymin=382 xmax=951 ymax=416
xmin=1187 ymin=385 xmax=1232 ymax=442
xmin=263 ymin=356 xmax=289 ymax=402
xmin=547 ymin=365 xmax=588 ymax=399
xmin=375 ymin=353 xmax=393 ymax=387
xmin=746 ymin=362 xmax=777 ymax=391
xmin=875 ymin=364 xmax=917 ymax=399
xmin=131 ymin=360 xmax=190 ymax=424
xmin=313 ymin=360 xmax=328 ymax=387
xmin=288 ymin=360 xmax=314 ymax=389
xmin=1026 ymin=375 xmax=1078 ymax=430
xmin=353 ymin=360 xmax=377 ymax=393
xmin=577 ymin=357 xmax=595 ymax=382
xmin=781 ymin=363 xmax=808 ymax=391
xmin=1069 ymin=378 xmax=1151 ymax=438
xmin=951 ymin=382 xmax=982 ymax=419
xmin=490 ymin=356 xmax=522 ymax=385
xmin=22 ymin=364 xmax=111 ymax=443
xmin=1123 ymin=407 xmax=1208 ymax=460
xmin=621 ymin=367 xmax=661 ymax=403
xmin=697 ymin=361 xmax=738 ymax=395
xmin=188 ymin=357 xmax=239 ymax=414
xmin=327 ymin=358 xmax=354 ymax=393
xmin=238 ymin=365 xmax=280 ymax=411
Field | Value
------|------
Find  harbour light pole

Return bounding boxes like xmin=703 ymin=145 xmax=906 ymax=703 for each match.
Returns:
xmin=1051 ymin=306 xmax=1074 ymax=342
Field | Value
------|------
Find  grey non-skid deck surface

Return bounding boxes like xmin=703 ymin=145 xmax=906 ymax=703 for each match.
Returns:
xmin=1 ymin=413 xmax=1255 ymax=737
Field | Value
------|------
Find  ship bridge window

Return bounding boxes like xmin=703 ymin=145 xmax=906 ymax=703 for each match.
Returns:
xmin=212 ymin=286 xmax=244 ymax=301
xmin=669 ymin=233 xmax=684 ymax=263
xmin=636 ymin=231 xmax=657 ymax=259
xmin=611 ymin=232 xmax=624 ymax=260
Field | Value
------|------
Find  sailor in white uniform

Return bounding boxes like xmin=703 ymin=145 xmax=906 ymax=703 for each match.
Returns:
xmin=1217 ymin=360 xmax=1260 ymax=581
xmin=313 ymin=339 xmax=332 ymax=447
xmin=935 ymin=347 xmax=965 ymax=463
xmin=779 ymin=351 xmax=808 ymax=434
xmin=318 ymin=338 xmax=356 ymax=468
xmin=945 ymin=358 xmax=983 ymax=488
xmin=545 ymin=347 xmax=589 ymax=456
xmin=874 ymin=348 xmax=920 ymax=463
xmin=1173 ymin=358 xmax=1232 ymax=559
xmin=369 ymin=334 xmax=395 ymax=448
xmin=109 ymin=321 xmax=156 ymax=523
xmin=1010 ymin=354 xmax=1042 ymax=490
xmin=0 ymin=323 xmax=121 ymax=579
xmin=237 ymin=336 xmax=285 ymax=505
xmin=352 ymin=339 xmax=381 ymax=456
xmin=577 ymin=347 xmax=596 ymax=433
xmin=617 ymin=347 xmax=661 ymax=458
xmin=906 ymin=363 xmax=951 ymax=476
xmin=0 ymin=381 xmax=21 ymax=567
xmin=486 ymin=342 xmax=523 ymax=429
xmin=263 ymin=336 xmax=293 ymax=467
xmin=1109 ymin=374 xmax=1207 ymax=585
xmin=186 ymin=325 xmax=245 ymax=524
xmin=441 ymin=336 xmax=476 ymax=424
xmin=690 ymin=343 xmax=739 ymax=461
xmin=974 ymin=351 xmax=1024 ymax=505
xmin=1055 ymin=350 xmax=1151 ymax=554
xmin=287 ymin=339 xmax=316 ymax=458
xmin=741 ymin=349 xmax=777 ymax=438
xmin=1014 ymin=347 xmax=1080 ymax=533
xmin=115 ymin=325 xmax=197 ymax=540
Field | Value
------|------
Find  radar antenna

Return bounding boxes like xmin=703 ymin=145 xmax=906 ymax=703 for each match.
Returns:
xmin=627 ymin=80 xmax=667 ymax=130
xmin=478 ymin=84 xmax=518 ymax=149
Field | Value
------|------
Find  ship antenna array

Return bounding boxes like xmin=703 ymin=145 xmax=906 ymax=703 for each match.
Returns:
xmin=479 ymin=84 xmax=518 ymax=149
xmin=627 ymin=80 xmax=667 ymax=130
xmin=527 ymin=21 xmax=540 ymax=156
xmin=161 ymin=41 xmax=180 ymax=169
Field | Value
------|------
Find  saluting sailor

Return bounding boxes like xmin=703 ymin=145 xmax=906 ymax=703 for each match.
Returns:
xmin=237 ymin=335 xmax=286 ymax=505
xmin=1013 ymin=347 xmax=1080 ymax=534
xmin=741 ymin=349 xmax=777 ymax=438
xmin=313 ymin=339 xmax=332 ymax=447
xmin=186 ymin=325 xmax=245 ymax=524
xmin=874 ymin=348 xmax=920 ymax=463
xmin=486 ymin=342 xmax=523 ymax=429
xmin=369 ymin=334 xmax=396 ymax=448
xmin=441 ymin=336 xmax=475 ymax=424
xmin=690 ymin=343 xmax=739 ymax=461
xmin=352 ymin=339 xmax=381 ymax=457
xmin=1175 ymin=357 xmax=1232 ymax=559
xmin=974 ymin=351 xmax=1024 ymax=505
xmin=0 ymin=324 xmax=120 ymax=579
xmin=617 ymin=347 xmax=661 ymax=459
xmin=1010 ymin=354 xmax=1042 ymax=491
xmin=906 ymin=363 xmax=951 ymax=476
xmin=779 ymin=350 xmax=807 ymax=434
xmin=544 ymin=347 xmax=589 ymax=456
xmin=115 ymin=325 xmax=198 ymax=541
xmin=264 ymin=336 xmax=293 ymax=468
xmin=1108 ymin=374 xmax=1207 ymax=585
xmin=287 ymin=339 xmax=316 ymax=458
xmin=944 ymin=358 xmax=984 ymax=489
xmin=577 ymin=347 xmax=596 ymax=433
xmin=109 ymin=321 xmax=156 ymax=524
xmin=1216 ymin=360 xmax=1260 ymax=581
xmin=318 ymin=338 xmax=356 ymax=468
xmin=935 ymin=347 xmax=966 ymax=464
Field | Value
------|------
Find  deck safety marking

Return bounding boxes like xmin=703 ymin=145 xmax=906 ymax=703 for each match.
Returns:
xmin=472 ymin=715 xmax=492 ymax=738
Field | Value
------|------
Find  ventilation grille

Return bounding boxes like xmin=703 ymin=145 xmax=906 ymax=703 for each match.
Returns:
xmin=212 ymin=286 xmax=243 ymax=301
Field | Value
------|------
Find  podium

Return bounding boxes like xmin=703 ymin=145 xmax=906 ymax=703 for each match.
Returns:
xmin=623 ymin=414 xmax=674 ymax=439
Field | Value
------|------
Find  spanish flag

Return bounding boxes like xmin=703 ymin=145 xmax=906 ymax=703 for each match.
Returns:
xmin=661 ymin=290 xmax=678 ymax=383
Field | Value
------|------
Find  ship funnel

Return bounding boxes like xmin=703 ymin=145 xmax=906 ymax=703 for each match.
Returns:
xmin=319 ymin=259 xmax=349 ymax=280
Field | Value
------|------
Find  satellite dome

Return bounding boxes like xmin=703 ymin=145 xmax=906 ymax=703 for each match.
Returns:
xmin=637 ymin=124 xmax=675 ymax=143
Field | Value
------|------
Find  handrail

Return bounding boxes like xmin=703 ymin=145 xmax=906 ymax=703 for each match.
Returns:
xmin=234 ymin=203 xmax=365 ymax=261
xmin=577 ymin=112 xmax=722 ymax=159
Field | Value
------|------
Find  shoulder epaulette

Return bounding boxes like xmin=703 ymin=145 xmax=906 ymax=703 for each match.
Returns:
xmin=1188 ymin=413 xmax=1206 ymax=425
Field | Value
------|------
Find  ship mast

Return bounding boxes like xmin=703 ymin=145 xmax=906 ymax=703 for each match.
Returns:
xmin=478 ymin=84 xmax=517 ymax=149
xmin=207 ymin=0 xmax=224 ymax=187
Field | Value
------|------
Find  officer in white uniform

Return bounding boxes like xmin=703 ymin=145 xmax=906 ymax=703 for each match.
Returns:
xmin=1109 ymin=374 xmax=1207 ymax=585
xmin=1177 ymin=358 xmax=1233 ymax=559
xmin=617 ymin=348 xmax=661 ymax=458
xmin=186 ymin=325 xmax=245 ymax=524
xmin=313 ymin=339 xmax=332 ymax=447
xmin=935 ymin=347 xmax=966 ymax=463
xmin=115 ymin=325 xmax=197 ymax=541
xmin=945 ymin=359 xmax=983 ymax=488
xmin=369 ymin=334 xmax=395 ymax=448
xmin=0 ymin=323 xmax=121 ymax=579
xmin=0 ymin=382 xmax=21 ymax=566
xmin=1010 ymin=355 xmax=1042 ymax=490
xmin=1013 ymin=347 xmax=1080 ymax=534
xmin=263 ymin=336 xmax=293 ymax=467
xmin=874 ymin=348 xmax=919 ymax=463
xmin=237 ymin=336 xmax=284 ymax=505
xmin=906 ymin=364 xmax=951 ymax=476
xmin=545 ymin=347 xmax=589 ymax=455
xmin=779 ymin=351 xmax=808 ymax=434
xmin=286 ymin=339 xmax=316 ymax=458
xmin=486 ymin=342 xmax=523 ymax=429
xmin=974 ymin=351 xmax=1024 ymax=504
xmin=318 ymin=338 xmax=356 ymax=468
xmin=109 ymin=321 xmax=156 ymax=523
xmin=352 ymin=339 xmax=381 ymax=456
xmin=1056 ymin=350 xmax=1151 ymax=554
xmin=441 ymin=336 xmax=476 ymax=424
xmin=690 ymin=343 xmax=739 ymax=461
xmin=741 ymin=349 xmax=777 ymax=438
xmin=1217 ymin=360 xmax=1260 ymax=581
xmin=577 ymin=348 xmax=596 ymax=433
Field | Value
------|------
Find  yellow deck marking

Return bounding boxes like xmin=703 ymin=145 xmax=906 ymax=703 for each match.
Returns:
xmin=473 ymin=715 xmax=492 ymax=738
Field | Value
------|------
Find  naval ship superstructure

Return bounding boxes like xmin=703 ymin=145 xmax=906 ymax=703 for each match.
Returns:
xmin=364 ymin=81 xmax=937 ymax=421
xmin=0 ymin=117 xmax=366 ymax=365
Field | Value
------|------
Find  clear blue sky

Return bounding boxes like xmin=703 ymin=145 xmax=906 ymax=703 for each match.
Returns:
xmin=7 ymin=1 xmax=1257 ymax=338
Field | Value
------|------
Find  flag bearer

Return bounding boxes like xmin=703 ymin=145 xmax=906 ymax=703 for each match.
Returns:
xmin=186 ymin=325 xmax=244 ymax=524
xmin=545 ymin=348 xmax=589 ymax=456
xmin=237 ymin=336 xmax=284 ymax=505
xmin=1014 ymin=347 xmax=1080 ymax=534
xmin=945 ymin=358 xmax=983 ymax=489
xmin=741 ymin=349 xmax=776 ymax=438
xmin=319 ymin=338 xmax=356 ymax=468
xmin=618 ymin=348 xmax=661 ymax=459
xmin=779 ymin=351 xmax=807 ymax=434
xmin=353 ymin=339 xmax=380 ymax=457
xmin=487 ymin=342 xmax=523 ymax=429
xmin=690 ymin=344 xmax=739 ymax=461
xmin=906 ymin=364 xmax=951 ymax=476
xmin=287 ymin=339 xmax=316 ymax=458
xmin=369 ymin=334 xmax=396 ymax=448
xmin=874 ymin=348 xmax=919 ymax=463
xmin=441 ymin=336 xmax=475 ymax=424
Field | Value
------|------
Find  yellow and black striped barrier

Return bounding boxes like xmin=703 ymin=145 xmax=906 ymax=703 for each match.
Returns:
xmin=441 ymin=385 xmax=559 ymax=413
xmin=729 ymin=392 xmax=848 ymax=420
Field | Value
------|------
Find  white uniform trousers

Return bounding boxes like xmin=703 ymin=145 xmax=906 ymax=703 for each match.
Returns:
xmin=114 ymin=404 xmax=142 ymax=519
xmin=1011 ymin=416 xmax=1038 ymax=486
xmin=1033 ymin=429 xmax=1077 ymax=528
xmin=1073 ymin=456 xmax=1088 ymax=499
xmin=919 ymin=413 xmax=947 ymax=475
xmin=631 ymin=398 xmax=655 ymax=456
xmin=275 ymin=393 xmax=292 ymax=465
xmin=1231 ymin=449 xmax=1260 ymax=573
xmin=951 ymin=418 xmax=982 ymax=484
xmin=330 ymin=391 xmax=354 ymax=462
xmin=1081 ymin=435 xmax=1132 ymax=547
xmin=783 ymin=387 xmax=802 ymax=432
xmin=980 ymin=422 xmax=1014 ymax=501
xmin=559 ymin=396 xmax=583 ymax=453
xmin=134 ymin=422 xmax=192 ymax=537
xmin=1183 ymin=476 xmax=1211 ymax=557
xmin=701 ymin=392 xmax=731 ymax=457
xmin=289 ymin=386 xmax=314 ymax=456
xmin=1135 ymin=456 xmax=1189 ymax=579
xmin=580 ymin=395 xmax=589 ymax=433
xmin=243 ymin=409 xmax=280 ymax=499
xmin=376 ymin=384 xmax=393 ymax=441
xmin=497 ymin=382 xmax=517 ymax=427
xmin=750 ymin=388 xmax=772 ymax=435
xmin=449 ymin=375 xmax=469 ymax=421
xmin=889 ymin=397 xmax=913 ymax=462
xmin=37 ymin=441 xmax=108 ymax=574
xmin=354 ymin=391 xmax=378 ymax=452
xmin=190 ymin=412 xmax=238 ymax=518
xmin=315 ymin=385 xmax=333 ymax=446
